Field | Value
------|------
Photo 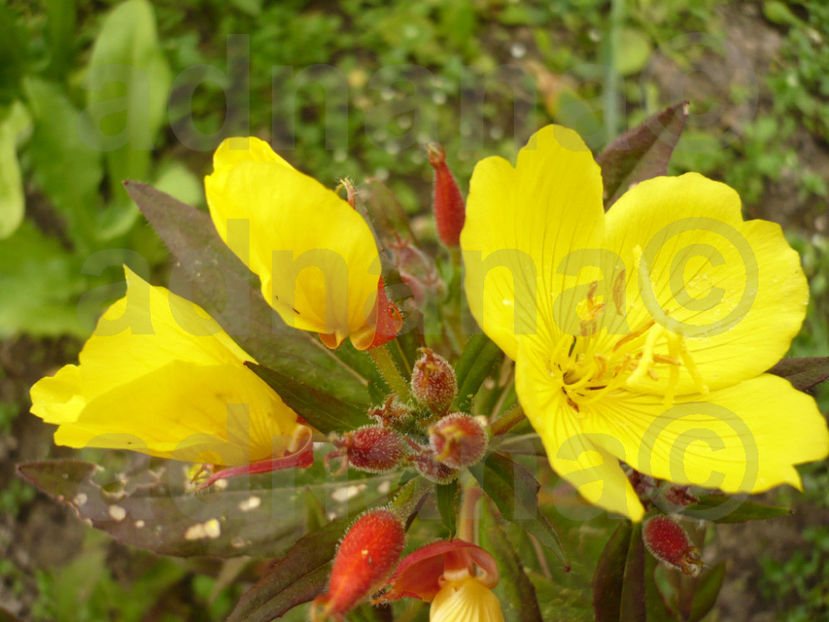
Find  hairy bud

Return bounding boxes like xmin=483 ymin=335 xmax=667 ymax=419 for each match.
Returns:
xmin=429 ymin=413 xmax=487 ymax=468
xmin=411 ymin=348 xmax=457 ymax=415
xmin=412 ymin=449 xmax=458 ymax=484
xmin=333 ymin=426 xmax=407 ymax=473
xmin=313 ymin=509 xmax=406 ymax=619
xmin=643 ymin=515 xmax=703 ymax=576
xmin=427 ymin=143 xmax=465 ymax=247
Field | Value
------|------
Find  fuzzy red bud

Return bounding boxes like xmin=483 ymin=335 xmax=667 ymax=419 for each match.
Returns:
xmin=427 ymin=143 xmax=465 ymax=247
xmin=429 ymin=413 xmax=487 ymax=468
xmin=313 ymin=509 xmax=406 ymax=618
xmin=642 ymin=515 xmax=703 ymax=576
xmin=412 ymin=449 xmax=459 ymax=484
xmin=411 ymin=348 xmax=457 ymax=415
xmin=335 ymin=426 xmax=407 ymax=473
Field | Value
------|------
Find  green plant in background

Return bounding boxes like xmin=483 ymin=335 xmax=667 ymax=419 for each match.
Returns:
xmin=2 ymin=0 xmax=828 ymax=620
xmin=0 ymin=0 xmax=199 ymax=339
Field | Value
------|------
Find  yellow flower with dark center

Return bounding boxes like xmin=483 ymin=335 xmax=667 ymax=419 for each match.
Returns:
xmin=461 ymin=124 xmax=829 ymax=520
xmin=30 ymin=268 xmax=302 ymax=467
xmin=204 ymin=137 xmax=399 ymax=350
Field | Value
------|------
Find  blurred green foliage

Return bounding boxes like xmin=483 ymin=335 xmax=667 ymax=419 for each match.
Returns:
xmin=1 ymin=0 xmax=827 ymax=619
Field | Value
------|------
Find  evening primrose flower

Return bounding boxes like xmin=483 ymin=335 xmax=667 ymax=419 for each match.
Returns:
xmin=30 ymin=268 xmax=307 ymax=469
xmin=383 ymin=540 xmax=504 ymax=622
xmin=204 ymin=137 xmax=401 ymax=350
xmin=461 ymin=124 xmax=829 ymax=520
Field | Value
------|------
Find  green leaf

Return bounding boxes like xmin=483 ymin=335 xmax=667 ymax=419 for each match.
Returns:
xmin=24 ymin=77 xmax=104 ymax=248
xmin=44 ymin=0 xmax=77 ymax=78
xmin=470 ymin=452 xmax=566 ymax=565
xmin=18 ymin=457 xmax=394 ymax=559
xmin=0 ymin=5 xmax=25 ymax=104
xmin=435 ymin=480 xmax=459 ymax=536
xmin=125 ymin=181 xmax=383 ymax=411
xmin=597 ymin=101 xmax=689 ymax=207
xmin=226 ymin=518 xmax=347 ymax=622
xmin=480 ymin=498 xmax=544 ymax=622
xmin=687 ymin=562 xmax=726 ymax=622
xmin=679 ymin=494 xmax=791 ymax=523
xmin=0 ymin=222 xmax=87 ymax=337
xmin=85 ymin=0 xmax=171 ymax=207
xmin=248 ymin=362 xmax=372 ymax=433
xmin=593 ymin=522 xmax=633 ymax=622
xmin=768 ymin=356 xmax=829 ymax=392
xmin=0 ymin=102 xmax=27 ymax=238
xmin=152 ymin=160 xmax=203 ymax=208
xmin=620 ymin=523 xmax=646 ymax=622
xmin=614 ymin=28 xmax=652 ymax=77
xmin=454 ymin=334 xmax=504 ymax=412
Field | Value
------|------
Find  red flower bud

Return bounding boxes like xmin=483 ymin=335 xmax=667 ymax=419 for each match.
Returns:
xmin=412 ymin=449 xmax=458 ymax=484
xmin=411 ymin=348 xmax=457 ymax=415
xmin=429 ymin=413 xmax=487 ymax=468
xmin=331 ymin=426 xmax=407 ymax=473
xmin=427 ymin=143 xmax=465 ymax=247
xmin=643 ymin=515 xmax=703 ymax=576
xmin=313 ymin=510 xmax=405 ymax=618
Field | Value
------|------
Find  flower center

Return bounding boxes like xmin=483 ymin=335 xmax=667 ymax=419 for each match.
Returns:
xmin=548 ymin=318 xmax=708 ymax=413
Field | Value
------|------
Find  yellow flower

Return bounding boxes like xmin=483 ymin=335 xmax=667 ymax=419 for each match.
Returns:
xmin=461 ymin=124 xmax=829 ymax=520
xmin=430 ymin=570 xmax=505 ymax=622
xmin=30 ymin=268 xmax=302 ymax=466
xmin=204 ymin=137 xmax=399 ymax=350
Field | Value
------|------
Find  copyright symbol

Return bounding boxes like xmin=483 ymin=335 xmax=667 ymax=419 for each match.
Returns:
xmin=638 ymin=216 xmax=758 ymax=337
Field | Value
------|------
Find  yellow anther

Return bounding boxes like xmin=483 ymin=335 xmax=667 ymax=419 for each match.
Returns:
xmin=678 ymin=336 xmax=708 ymax=395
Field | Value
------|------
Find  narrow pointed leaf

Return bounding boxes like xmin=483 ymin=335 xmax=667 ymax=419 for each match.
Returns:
xmin=247 ymin=362 xmax=371 ymax=433
xmin=18 ymin=458 xmax=391 ymax=558
xmin=480 ymin=497 xmax=544 ymax=622
xmin=679 ymin=494 xmax=791 ymax=523
xmin=593 ymin=522 xmax=632 ymax=622
xmin=454 ymin=334 xmax=503 ymax=412
xmin=597 ymin=101 xmax=689 ymax=207
xmin=470 ymin=452 xmax=566 ymax=565
xmin=687 ymin=562 xmax=726 ymax=622
xmin=620 ymin=523 xmax=646 ymax=622
xmin=226 ymin=517 xmax=349 ymax=622
xmin=124 ymin=181 xmax=383 ymax=409
xmin=435 ymin=480 xmax=459 ymax=536
xmin=768 ymin=356 xmax=829 ymax=392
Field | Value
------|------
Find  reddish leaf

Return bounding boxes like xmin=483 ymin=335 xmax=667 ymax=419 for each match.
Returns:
xmin=597 ymin=101 xmax=689 ymax=207
xmin=768 ymin=356 xmax=829 ymax=392
xmin=17 ymin=458 xmax=393 ymax=558
xmin=227 ymin=518 xmax=349 ymax=622
xmin=593 ymin=522 xmax=632 ymax=622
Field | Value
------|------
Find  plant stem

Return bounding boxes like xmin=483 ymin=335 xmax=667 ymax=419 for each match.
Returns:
xmin=369 ymin=343 xmax=411 ymax=400
xmin=490 ymin=403 xmax=525 ymax=436
xmin=458 ymin=483 xmax=482 ymax=543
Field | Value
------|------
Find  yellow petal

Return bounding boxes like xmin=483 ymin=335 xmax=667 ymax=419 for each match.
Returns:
xmin=461 ymin=125 xmax=605 ymax=360
xmin=430 ymin=577 xmax=505 ymax=622
xmin=579 ymin=374 xmax=829 ymax=494
xmin=30 ymin=267 xmax=298 ymax=465
xmin=205 ymin=137 xmax=381 ymax=344
xmin=516 ymin=332 xmax=645 ymax=520
xmin=603 ymin=173 xmax=808 ymax=393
